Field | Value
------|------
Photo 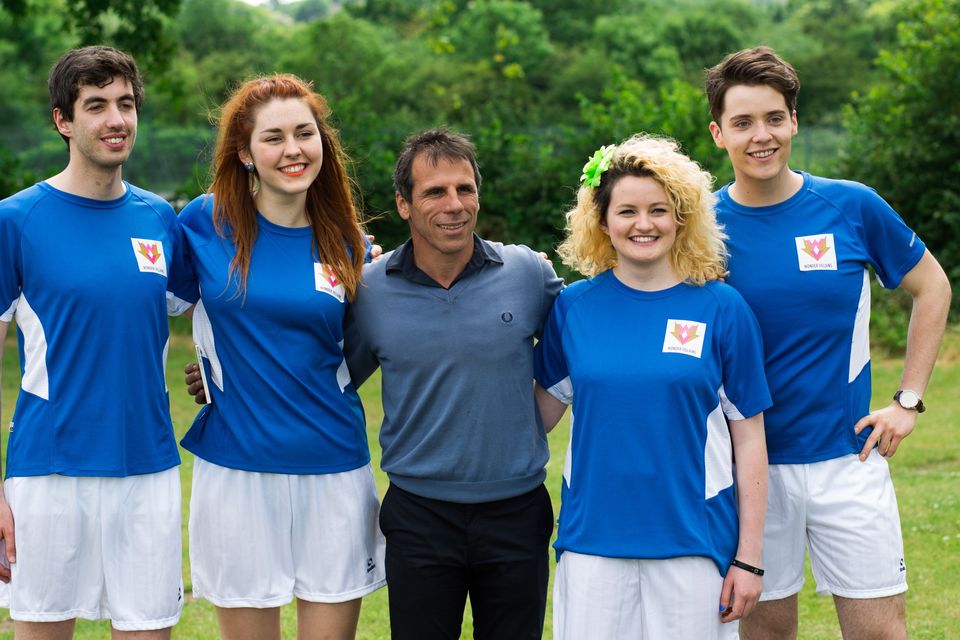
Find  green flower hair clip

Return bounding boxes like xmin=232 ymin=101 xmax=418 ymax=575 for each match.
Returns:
xmin=580 ymin=144 xmax=616 ymax=188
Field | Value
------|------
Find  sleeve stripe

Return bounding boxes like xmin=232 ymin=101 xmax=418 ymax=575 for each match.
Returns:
xmin=547 ymin=377 xmax=573 ymax=405
xmin=719 ymin=384 xmax=746 ymax=421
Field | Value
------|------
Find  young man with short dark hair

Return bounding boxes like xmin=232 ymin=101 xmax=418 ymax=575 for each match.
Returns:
xmin=0 ymin=46 xmax=194 ymax=639
xmin=705 ymin=46 xmax=952 ymax=640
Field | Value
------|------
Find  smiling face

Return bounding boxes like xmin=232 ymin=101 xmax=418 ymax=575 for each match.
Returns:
xmin=53 ymin=76 xmax=138 ymax=174
xmin=397 ymin=153 xmax=479 ymax=272
xmin=601 ymin=175 xmax=679 ymax=287
xmin=709 ymin=83 xmax=798 ymax=188
xmin=241 ymin=97 xmax=323 ymax=207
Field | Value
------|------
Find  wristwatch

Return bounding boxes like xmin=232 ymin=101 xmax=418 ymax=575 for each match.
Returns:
xmin=894 ymin=389 xmax=926 ymax=413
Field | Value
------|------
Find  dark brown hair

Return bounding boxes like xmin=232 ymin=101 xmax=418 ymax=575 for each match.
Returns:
xmin=48 ymin=46 xmax=144 ymax=145
xmin=209 ymin=74 xmax=365 ymax=300
xmin=705 ymin=46 xmax=800 ymax=123
xmin=393 ymin=128 xmax=481 ymax=202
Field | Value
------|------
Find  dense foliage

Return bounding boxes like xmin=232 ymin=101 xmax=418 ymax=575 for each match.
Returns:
xmin=0 ymin=0 xmax=955 ymax=303
xmin=842 ymin=0 xmax=960 ymax=287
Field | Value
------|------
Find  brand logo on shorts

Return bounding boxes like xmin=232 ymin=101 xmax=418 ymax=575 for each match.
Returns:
xmin=795 ymin=233 xmax=837 ymax=271
xmin=662 ymin=319 xmax=707 ymax=358
xmin=131 ymin=238 xmax=167 ymax=275
xmin=314 ymin=263 xmax=346 ymax=302
xmin=899 ymin=558 xmax=906 ymax=573
xmin=366 ymin=557 xmax=376 ymax=573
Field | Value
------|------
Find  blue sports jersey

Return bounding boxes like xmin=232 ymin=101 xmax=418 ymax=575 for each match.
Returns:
xmin=535 ymin=272 xmax=771 ymax=575
xmin=178 ymin=195 xmax=369 ymax=474
xmin=717 ymin=172 xmax=926 ymax=464
xmin=0 ymin=182 xmax=195 ymax=477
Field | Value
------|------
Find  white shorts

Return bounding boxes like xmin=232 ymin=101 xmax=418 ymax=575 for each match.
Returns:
xmin=189 ymin=458 xmax=386 ymax=608
xmin=761 ymin=451 xmax=907 ymax=600
xmin=553 ymin=552 xmax=738 ymax=640
xmin=0 ymin=469 xmax=183 ymax=630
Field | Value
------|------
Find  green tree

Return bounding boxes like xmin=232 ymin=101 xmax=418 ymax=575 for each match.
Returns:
xmin=525 ymin=0 xmax=632 ymax=44
xmin=177 ymin=0 xmax=276 ymax=64
xmin=782 ymin=0 xmax=894 ymax=124
xmin=1 ymin=0 xmax=182 ymax=70
xmin=842 ymin=0 xmax=960 ymax=293
xmin=660 ymin=1 xmax=756 ymax=80
xmin=448 ymin=0 xmax=554 ymax=80
xmin=592 ymin=14 xmax=682 ymax=87
xmin=579 ymin=70 xmax=729 ymax=180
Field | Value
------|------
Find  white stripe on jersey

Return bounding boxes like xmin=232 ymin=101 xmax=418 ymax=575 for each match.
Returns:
xmin=704 ymin=398 xmax=734 ymax=500
xmin=849 ymin=269 xmax=871 ymax=383
xmin=192 ymin=300 xmax=224 ymax=392
xmin=17 ymin=294 xmax=49 ymax=400
xmin=336 ymin=339 xmax=350 ymax=392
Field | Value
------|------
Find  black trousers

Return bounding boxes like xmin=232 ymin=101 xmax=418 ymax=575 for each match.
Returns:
xmin=379 ymin=483 xmax=554 ymax=640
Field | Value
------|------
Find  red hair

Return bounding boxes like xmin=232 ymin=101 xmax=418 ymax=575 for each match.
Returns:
xmin=209 ymin=74 xmax=365 ymax=300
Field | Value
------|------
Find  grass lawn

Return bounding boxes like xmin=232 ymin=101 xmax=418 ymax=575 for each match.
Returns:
xmin=1 ymin=328 xmax=959 ymax=639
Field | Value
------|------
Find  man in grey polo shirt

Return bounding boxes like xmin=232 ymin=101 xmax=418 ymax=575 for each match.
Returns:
xmin=345 ymin=128 xmax=562 ymax=640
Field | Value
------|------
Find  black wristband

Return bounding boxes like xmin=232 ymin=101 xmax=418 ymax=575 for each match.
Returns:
xmin=730 ymin=559 xmax=764 ymax=576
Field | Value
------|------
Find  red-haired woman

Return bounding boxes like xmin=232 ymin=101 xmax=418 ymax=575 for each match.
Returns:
xmin=178 ymin=74 xmax=384 ymax=640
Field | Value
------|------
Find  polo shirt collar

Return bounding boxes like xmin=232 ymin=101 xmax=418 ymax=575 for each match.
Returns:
xmin=386 ymin=234 xmax=503 ymax=288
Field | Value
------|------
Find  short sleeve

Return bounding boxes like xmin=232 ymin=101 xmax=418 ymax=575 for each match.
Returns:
xmin=716 ymin=287 xmax=771 ymax=420
xmin=342 ymin=265 xmax=380 ymax=388
xmin=534 ymin=294 xmax=572 ymax=404
xmin=0 ymin=203 xmax=23 ymax=320
xmin=534 ymin=251 xmax=564 ymax=338
xmin=166 ymin=213 xmax=199 ymax=312
xmin=856 ymin=186 xmax=926 ymax=289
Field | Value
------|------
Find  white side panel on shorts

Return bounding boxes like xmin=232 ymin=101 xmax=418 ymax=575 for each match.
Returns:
xmin=16 ymin=294 xmax=49 ymax=400
xmin=704 ymin=393 xmax=734 ymax=500
xmin=336 ymin=339 xmax=350 ymax=392
xmin=192 ymin=300 xmax=224 ymax=392
xmin=849 ymin=268 xmax=871 ymax=383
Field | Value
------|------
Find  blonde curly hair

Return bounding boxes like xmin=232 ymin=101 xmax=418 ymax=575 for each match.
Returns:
xmin=558 ymin=134 xmax=728 ymax=285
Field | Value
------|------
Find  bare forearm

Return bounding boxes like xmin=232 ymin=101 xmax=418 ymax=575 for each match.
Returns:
xmin=899 ymin=250 xmax=952 ymax=394
xmin=901 ymin=289 xmax=951 ymax=394
xmin=534 ymin=383 xmax=568 ymax=433
xmin=731 ymin=414 xmax=768 ymax=565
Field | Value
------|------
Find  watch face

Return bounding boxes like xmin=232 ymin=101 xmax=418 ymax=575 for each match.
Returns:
xmin=899 ymin=390 xmax=920 ymax=408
